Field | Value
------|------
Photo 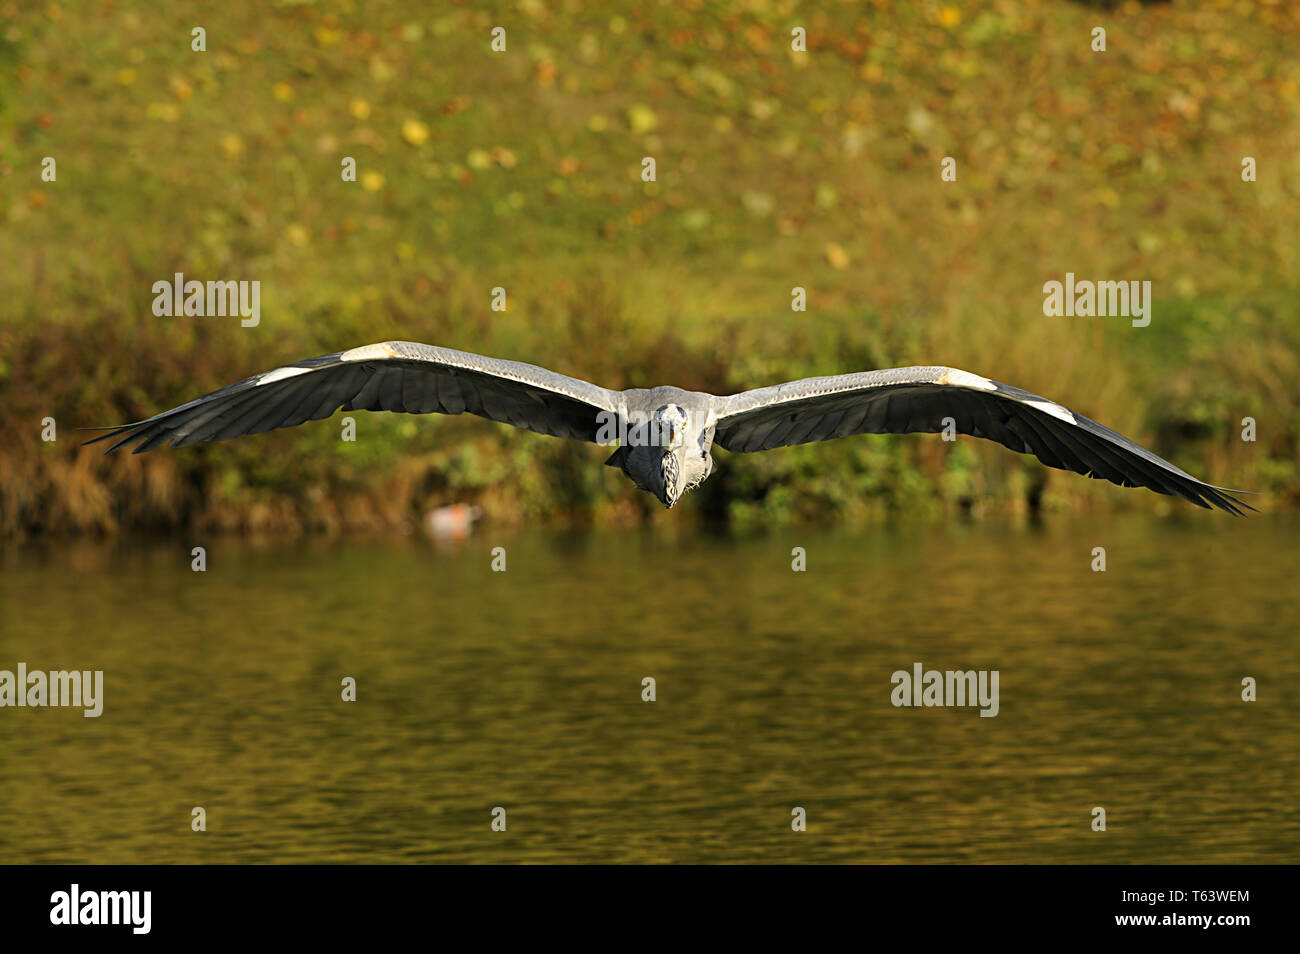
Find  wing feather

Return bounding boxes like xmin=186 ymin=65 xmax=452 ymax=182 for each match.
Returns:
xmin=714 ymin=366 xmax=1252 ymax=514
xmin=85 ymin=341 xmax=620 ymax=453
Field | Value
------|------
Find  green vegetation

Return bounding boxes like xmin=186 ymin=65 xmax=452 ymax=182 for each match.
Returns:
xmin=1 ymin=0 xmax=1297 ymax=536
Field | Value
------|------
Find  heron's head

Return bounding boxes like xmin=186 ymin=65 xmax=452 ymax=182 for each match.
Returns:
xmin=652 ymin=404 xmax=689 ymax=450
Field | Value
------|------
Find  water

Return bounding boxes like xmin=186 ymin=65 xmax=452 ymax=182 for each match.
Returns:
xmin=1 ymin=514 xmax=1296 ymax=863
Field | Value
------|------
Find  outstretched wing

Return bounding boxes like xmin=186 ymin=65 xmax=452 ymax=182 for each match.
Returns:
xmin=713 ymin=366 xmax=1253 ymax=514
xmin=84 ymin=341 xmax=621 ymax=453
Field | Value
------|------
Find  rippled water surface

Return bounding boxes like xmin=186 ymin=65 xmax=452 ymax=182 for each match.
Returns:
xmin=1 ymin=514 xmax=1297 ymax=863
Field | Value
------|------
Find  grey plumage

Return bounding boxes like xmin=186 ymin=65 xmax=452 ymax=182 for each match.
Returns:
xmin=84 ymin=340 xmax=1253 ymax=514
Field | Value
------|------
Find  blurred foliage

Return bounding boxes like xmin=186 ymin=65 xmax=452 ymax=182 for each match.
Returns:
xmin=0 ymin=0 xmax=1296 ymax=536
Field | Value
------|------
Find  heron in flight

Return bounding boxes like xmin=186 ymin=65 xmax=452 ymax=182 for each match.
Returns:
xmin=86 ymin=341 xmax=1252 ymax=514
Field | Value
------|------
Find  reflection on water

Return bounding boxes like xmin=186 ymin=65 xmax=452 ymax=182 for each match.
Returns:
xmin=1 ymin=514 xmax=1297 ymax=863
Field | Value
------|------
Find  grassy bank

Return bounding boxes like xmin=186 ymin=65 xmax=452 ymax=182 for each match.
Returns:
xmin=1 ymin=0 xmax=1297 ymax=536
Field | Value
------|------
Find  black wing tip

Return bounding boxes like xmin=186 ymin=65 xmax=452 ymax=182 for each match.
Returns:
xmin=1188 ymin=483 xmax=1257 ymax=516
xmin=80 ymin=424 xmax=164 ymax=455
xmin=1211 ymin=488 xmax=1258 ymax=516
xmin=80 ymin=428 xmax=130 ymax=451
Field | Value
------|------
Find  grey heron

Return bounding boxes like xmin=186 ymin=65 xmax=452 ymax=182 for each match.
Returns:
xmin=85 ymin=341 xmax=1252 ymax=514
